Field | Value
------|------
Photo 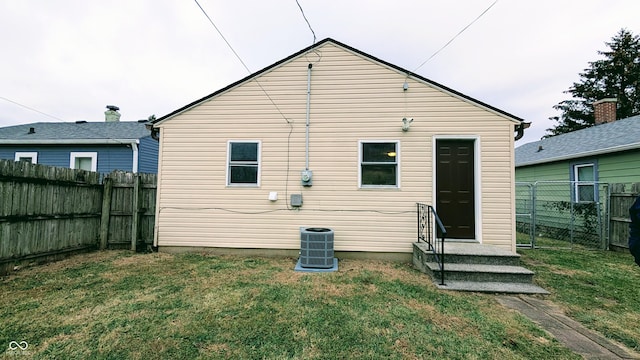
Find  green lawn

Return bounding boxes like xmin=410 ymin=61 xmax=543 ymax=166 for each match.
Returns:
xmin=519 ymin=247 xmax=640 ymax=352
xmin=0 ymin=251 xmax=578 ymax=359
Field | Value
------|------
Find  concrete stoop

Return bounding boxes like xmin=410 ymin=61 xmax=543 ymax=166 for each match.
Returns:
xmin=413 ymin=242 xmax=549 ymax=294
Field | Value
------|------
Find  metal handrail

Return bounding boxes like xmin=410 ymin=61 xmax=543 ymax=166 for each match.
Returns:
xmin=417 ymin=203 xmax=447 ymax=285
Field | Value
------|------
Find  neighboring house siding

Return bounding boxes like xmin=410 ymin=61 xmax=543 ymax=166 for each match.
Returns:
xmin=138 ymin=136 xmax=159 ymax=173
xmin=515 ymin=150 xmax=640 ymax=242
xmin=0 ymin=146 xmax=69 ymax=166
xmin=94 ymin=145 xmax=133 ymax=173
xmin=597 ymin=150 xmax=640 ymax=184
xmin=155 ymin=42 xmax=517 ymax=253
xmin=0 ymin=150 xmax=11 ymax=160
xmin=515 ymin=162 xmax=568 ymax=182
xmin=515 ymin=149 xmax=640 ymax=184
xmin=0 ymin=145 xmax=132 ymax=173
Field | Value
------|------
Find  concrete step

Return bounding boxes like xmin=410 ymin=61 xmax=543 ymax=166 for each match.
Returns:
xmin=413 ymin=242 xmax=549 ymax=295
xmin=416 ymin=242 xmax=522 ymax=266
xmin=437 ymin=281 xmax=549 ymax=294
xmin=426 ymin=262 xmax=535 ymax=283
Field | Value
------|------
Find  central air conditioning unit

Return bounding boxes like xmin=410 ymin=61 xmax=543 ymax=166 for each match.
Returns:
xmin=299 ymin=227 xmax=334 ymax=268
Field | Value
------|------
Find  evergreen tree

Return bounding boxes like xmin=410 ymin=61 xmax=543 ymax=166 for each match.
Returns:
xmin=545 ymin=29 xmax=640 ymax=137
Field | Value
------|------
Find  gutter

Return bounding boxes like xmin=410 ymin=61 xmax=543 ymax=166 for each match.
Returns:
xmin=0 ymin=139 xmax=141 ymax=145
xmin=514 ymin=122 xmax=531 ymax=141
xmin=145 ymin=123 xmax=160 ymax=141
xmin=516 ymin=142 xmax=640 ymax=167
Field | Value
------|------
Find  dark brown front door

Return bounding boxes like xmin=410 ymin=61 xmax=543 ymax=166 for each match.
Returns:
xmin=436 ymin=139 xmax=475 ymax=239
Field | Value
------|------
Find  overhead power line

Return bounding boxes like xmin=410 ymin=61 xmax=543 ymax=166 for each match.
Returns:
xmin=295 ymin=0 xmax=316 ymax=44
xmin=193 ymin=0 xmax=290 ymax=123
xmin=0 ymin=96 xmax=65 ymax=122
xmin=193 ymin=0 xmax=252 ymax=75
xmin=0 ymin=96 xmax=140 ymax=146
xmin=412 ymin=0 xmax=498 ymax=73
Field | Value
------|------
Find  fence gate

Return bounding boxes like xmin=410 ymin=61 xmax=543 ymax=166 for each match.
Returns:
xmin=515 ymin=182 xmax=534 ymax=248
xmin=515 ymin=181 xmax=610 ymax=249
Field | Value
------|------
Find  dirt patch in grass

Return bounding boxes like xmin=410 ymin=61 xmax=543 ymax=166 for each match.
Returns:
xmin=112 ymin=252 xmax=174 ymax=267
xmin=2 ymin=251 xmax=124 ymax=282
xmin=339 ymin=259 xmax=424 ymax=283
xmin=544 ymin=265 xmax=592 ymax=277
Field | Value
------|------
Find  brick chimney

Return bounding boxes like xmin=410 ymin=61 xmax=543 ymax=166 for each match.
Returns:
xmin=105 ymin=105 xmax=121 ymax=122
xmin=593 ymin=98 xmax=617 ymax=125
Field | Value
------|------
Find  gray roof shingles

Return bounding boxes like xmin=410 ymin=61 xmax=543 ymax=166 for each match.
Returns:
xmin=0 ymin=121 xmax=151 ymax=142
xmin=515 ymin=115 xmax=640 ymax=167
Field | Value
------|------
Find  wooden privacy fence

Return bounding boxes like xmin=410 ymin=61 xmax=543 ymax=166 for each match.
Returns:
xmin=609 ymin=183 xmax=640 ymax=250
xmin=0 ymin=159 xmax=156 ymax=275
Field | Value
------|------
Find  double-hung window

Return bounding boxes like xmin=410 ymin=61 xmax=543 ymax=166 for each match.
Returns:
xmin=70 ymin=152 xmax=97 ymax=172
xmin=227 ymin=141 xmax=260 ymax=186
xmin=359 ymin=141 xmax=399 ymax=188
xmin=573 ymin=163 xmax=595 ymax=202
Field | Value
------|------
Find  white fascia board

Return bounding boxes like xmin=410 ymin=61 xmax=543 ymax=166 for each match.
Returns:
xmin=0 ymin=139 xmax=140 ymax=145
xmin=516 ymin=142 xmax=640 ymax=167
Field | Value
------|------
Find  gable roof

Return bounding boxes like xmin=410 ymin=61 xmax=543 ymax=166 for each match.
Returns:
xmin=153 ymin=38 xmax=524 ymax=125
xmin=0 ymin=121 xmax=151 ymax=145
xmin=515 ymin=115 xmax=640 ymax=167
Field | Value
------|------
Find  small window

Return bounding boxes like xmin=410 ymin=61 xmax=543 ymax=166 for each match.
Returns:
xmin=227 ymin=141 xmax=260 ymax=186
xmin=15 ymin=152 xmax=38 ymax=164
xmin=70 ymin=152 xmax=97 ymax=172
xmin=360 ymin=141 xmax=399 ymax=188
xmin=574 ymin=163 xmax=595 ymax=202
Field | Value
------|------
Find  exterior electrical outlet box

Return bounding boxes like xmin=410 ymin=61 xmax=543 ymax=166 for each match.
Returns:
xmin=301 ymin=170 xmax=313 ymax=186
xmin=291 ymin=194 xmax=303 ymax=207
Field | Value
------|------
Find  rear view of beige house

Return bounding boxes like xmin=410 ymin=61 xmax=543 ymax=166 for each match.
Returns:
xmin=151 ymin=38 xmax=525 ymax=260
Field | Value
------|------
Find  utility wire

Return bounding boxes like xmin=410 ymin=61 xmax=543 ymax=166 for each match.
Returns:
xmin=412 ymin=0 xmax=498 ymax=73
xmin=0 ymin=96 xmax=65 ymax=122
xmin=160 ymin=206 xmax=416 ymax=215
xmin=193 ymin=0 xmax=251 ymax=75
xmin=295 ymin=0 xmax=316 ymax=44
xmin=0 ymin=96 xmax=136 ymax=146
xmin=193 ymin=0 xmax=290 ymax=123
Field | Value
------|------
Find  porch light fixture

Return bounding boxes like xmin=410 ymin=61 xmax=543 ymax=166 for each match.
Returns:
xmin=402 ymin=117 xmax=413 ymax=132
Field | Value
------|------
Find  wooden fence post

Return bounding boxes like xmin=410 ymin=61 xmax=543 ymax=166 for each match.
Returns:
xmin=100 ymin=177 xmax=113 ymax=250
xmin=131 ymin=174 xmax=140 ymax=251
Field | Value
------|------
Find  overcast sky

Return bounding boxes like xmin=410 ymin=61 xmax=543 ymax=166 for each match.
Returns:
xmin=1 ymin=1 xmax=638 ymax=145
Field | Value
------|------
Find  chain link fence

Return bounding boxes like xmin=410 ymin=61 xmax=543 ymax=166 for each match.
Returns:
xmin=516 ymin=181 xmax=610 ymax=249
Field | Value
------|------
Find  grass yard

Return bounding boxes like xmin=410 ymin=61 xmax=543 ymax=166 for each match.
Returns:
xmin=519 ymin=246 xmax=640 ymax=352
xmin=0 ymin=251 xmax=578 ymax=360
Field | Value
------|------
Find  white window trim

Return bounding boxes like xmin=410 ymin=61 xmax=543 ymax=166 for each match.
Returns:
xmin=573 ymin=163 xmax=596 ymax=203
xmin=70 ymin=152 xmax=98 ymax=172
xmin=15 ymin=152 xmax=38 ymax=163
xmin=226 ymin=140 xmax=261 ymax=187
xmin=358 ymin=140 xmax=400 ymax=189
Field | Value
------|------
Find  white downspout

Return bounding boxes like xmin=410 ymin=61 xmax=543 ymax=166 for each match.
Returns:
xmin=131 ymin=141 xmax=139 ymax=173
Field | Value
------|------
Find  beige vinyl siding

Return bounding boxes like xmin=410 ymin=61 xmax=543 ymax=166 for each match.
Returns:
xmin=155 ymin=42 xmax=517 ymax=253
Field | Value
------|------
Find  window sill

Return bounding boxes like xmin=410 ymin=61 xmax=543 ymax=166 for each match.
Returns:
xmin=226 ymin=184 xmax=260 ymax=188
xmin=359 ymin=186 xmax=400 ymax=190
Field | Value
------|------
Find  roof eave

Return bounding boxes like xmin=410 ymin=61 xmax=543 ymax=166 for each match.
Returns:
xmin=0 ymin=139 xmax=141 ymax=145
xmin=516 ymin=142 xmax=640 ymax=167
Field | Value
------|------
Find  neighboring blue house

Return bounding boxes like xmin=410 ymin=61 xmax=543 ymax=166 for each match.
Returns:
xmin=0 ymin=107 xmax=158 ymax=173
